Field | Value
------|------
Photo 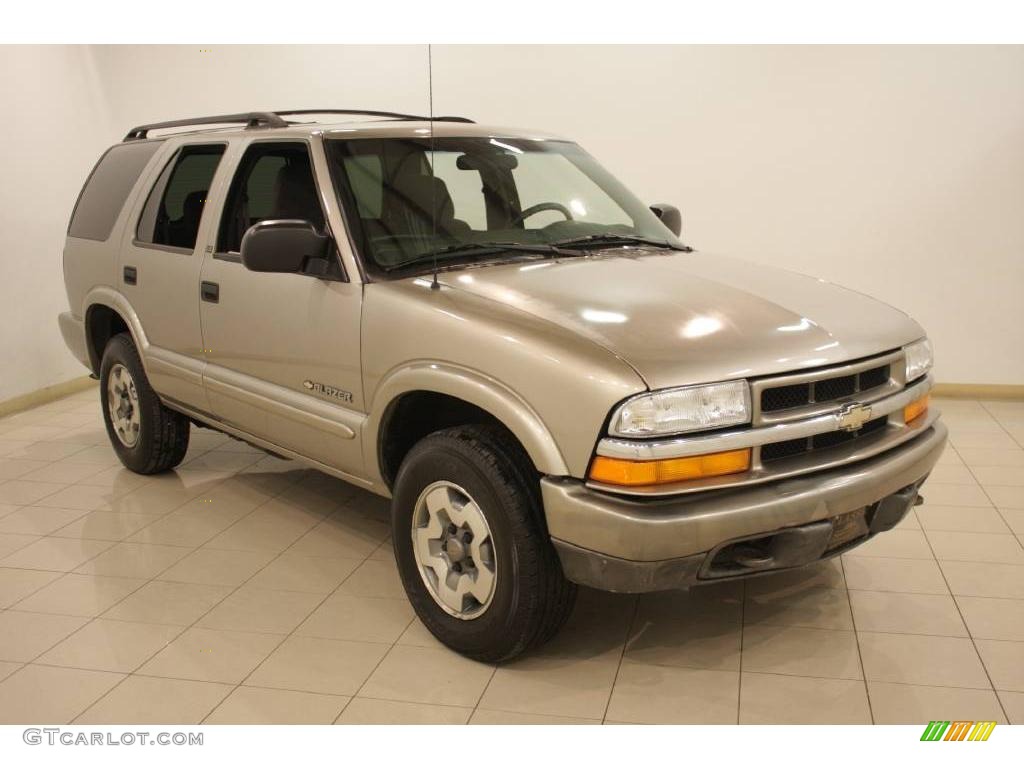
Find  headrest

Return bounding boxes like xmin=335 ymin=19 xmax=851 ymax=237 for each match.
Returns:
xmin=398 ymin=174 xmax=455 ymax=222
xmin=272 ymin=161 xmax=321 ymax=222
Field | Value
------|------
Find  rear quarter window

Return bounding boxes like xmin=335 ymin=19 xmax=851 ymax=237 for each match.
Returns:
xmin=68 ymin=141 xmax=163 ymax=241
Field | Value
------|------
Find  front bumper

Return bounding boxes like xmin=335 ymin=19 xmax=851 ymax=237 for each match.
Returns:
xmin=543 ymin=419 xmax=947 ymax=592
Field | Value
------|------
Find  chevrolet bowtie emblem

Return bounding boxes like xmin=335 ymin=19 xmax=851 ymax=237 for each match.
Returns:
xmin=836 ymin=402 xmax=872 ymax=432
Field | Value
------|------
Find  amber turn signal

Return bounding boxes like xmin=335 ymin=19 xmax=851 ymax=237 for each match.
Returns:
xmin=589 ymin=448 xmax=752 ymax=487
xmin=903 ymin=394 xmax=930 ymax=424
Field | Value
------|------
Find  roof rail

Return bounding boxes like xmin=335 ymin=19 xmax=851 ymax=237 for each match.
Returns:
xmin=123 ymin=112 xmax=288 ymax=141
xmin=123 ymin=108 xmax=475 ymax=141
xmin=273 ymin=109 xmax=475 ymax=124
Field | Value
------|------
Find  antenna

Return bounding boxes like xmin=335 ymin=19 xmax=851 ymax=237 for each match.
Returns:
xmin=428 ymin=44 xmax=440 ymax=291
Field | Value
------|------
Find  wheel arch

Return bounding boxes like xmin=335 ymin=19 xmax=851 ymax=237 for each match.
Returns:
xmin=82 ymin=288 xmax=149 ymax=376
xmin=366 ymin=362 xmax=571 ymax=491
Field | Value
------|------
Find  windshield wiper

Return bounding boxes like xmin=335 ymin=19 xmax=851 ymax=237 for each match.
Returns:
xmin=551 ymin=234 xmax=691 ymax=251
xmin=382 ymin=241 xmax=580 ymax=273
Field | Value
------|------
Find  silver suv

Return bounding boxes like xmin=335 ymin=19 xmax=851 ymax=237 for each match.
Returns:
xmin=59 ymin=109 xmax=947 ymax=661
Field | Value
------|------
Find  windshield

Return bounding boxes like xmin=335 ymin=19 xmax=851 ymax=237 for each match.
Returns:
xmin=325 ymin=136 xmax=683 ymax=276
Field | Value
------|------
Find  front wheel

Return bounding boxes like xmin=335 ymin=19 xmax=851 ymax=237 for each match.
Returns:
xmin=391 ymin=425 xmax=576 ymax=662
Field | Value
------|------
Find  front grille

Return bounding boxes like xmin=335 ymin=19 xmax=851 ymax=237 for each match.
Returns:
xmin=761 ymin=383 xmax=811 ymax=412
xmin=760 ymin=363 xmax=891 ymax=414
xmin=858 ymin=365 xmax=890 ymax=391
xmin=761 ymin=415 xmax=888 ymax=463
xmin=815 ymin=374 xmax=856 ymax=401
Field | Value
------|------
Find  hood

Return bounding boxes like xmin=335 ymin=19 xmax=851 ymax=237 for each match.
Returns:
xmin=440 ymin=250 xmax=924 ymax=390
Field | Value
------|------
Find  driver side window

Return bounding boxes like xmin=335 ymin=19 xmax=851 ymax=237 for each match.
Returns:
xmin=217 ymin=142 xmax=325 ymax=255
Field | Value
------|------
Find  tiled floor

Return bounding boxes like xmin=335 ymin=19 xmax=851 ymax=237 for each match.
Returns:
xmin=0 ymin=389 xmax=1022 ymax=724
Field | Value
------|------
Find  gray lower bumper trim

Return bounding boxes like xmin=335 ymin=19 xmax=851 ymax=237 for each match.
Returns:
xmin=542 ymin=421 xmax=947 ymax=564
xmin=552 ymin=472 xmax=928 ymax=592
xmin=552 ymin=540 xmax=705 ymax=593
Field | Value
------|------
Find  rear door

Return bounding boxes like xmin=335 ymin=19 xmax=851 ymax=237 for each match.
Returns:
xmin=197 ymin=138 xmax=365 ymax=479
xmin=119 ymin=141 xmax=228 ymax=410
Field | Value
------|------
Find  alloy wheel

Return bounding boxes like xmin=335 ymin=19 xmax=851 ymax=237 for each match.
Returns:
xmin=107 ymin=363 xmax=141 ymax=448
xmin=411 ymin=480 xmax=497 ymax=619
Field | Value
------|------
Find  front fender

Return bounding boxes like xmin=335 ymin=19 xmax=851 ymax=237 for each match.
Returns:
xmin=362 ymin=360 xmax=571 ymax=487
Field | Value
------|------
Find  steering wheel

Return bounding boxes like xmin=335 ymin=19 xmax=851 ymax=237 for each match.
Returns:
xmin=511 ymin=202 xmax=574 ymax=226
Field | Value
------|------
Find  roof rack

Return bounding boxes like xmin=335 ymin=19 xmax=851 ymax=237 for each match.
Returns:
xmin=124 ymin=112 xmax=288 ymax=141
xmin=123 ymin=108 xmax=475 ymax=141
xmin=274 ymin=109 xmax=475 ymax=124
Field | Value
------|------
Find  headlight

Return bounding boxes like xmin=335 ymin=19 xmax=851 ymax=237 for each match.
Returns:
xmin=904 ymin=338 xmax=933 ymax=382
xmin=609 ymin=380 xmax=751 ymax=437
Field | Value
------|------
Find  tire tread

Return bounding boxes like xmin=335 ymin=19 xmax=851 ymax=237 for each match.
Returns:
xmin=394 ymin=423 xmax=576 ymax=662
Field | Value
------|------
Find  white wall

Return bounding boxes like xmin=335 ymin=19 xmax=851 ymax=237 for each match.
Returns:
xmin=432 ymin=45 xmax=1024 ymax=386
xmin=0 ymin=44 xmax=429 ymax=404
xmin=0 ymin=46 xmax=116 ymax=402
xmin=90 ymin=45 xmax=431 ymax=133
xmin=3 ymin=45 xmax=1021 ymax=402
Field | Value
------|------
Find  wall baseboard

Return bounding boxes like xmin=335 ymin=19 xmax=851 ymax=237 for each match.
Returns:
xmin=0 ymin=376 xmax=97 ymax=418
xmin=932 ymin=383 xmax=1024 ymax=400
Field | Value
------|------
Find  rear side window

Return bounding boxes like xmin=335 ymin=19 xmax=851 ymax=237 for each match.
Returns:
xmin=68 ymin=141 xmax=162 ymax=241
xmin=136 ymin=145 xmax=226 ymax=250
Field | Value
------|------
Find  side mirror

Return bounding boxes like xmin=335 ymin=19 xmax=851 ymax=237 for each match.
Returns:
xmin=650 ymin=204 xmax=682 ymax=237
xmin=240 ymin=219 xmax=331 ymax=274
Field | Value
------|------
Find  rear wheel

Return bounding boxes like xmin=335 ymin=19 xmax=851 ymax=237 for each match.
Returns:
xmin=100 ymin=333 xmax=190 ymax=474
xmin=391 ymin=424 xmax=576 ymax=662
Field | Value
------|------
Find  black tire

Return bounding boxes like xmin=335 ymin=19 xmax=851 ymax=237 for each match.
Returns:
xmin=391 ymin=424 xmax=577 ymax=663
xmin=99 ymin=332 xmax=190 ymax=474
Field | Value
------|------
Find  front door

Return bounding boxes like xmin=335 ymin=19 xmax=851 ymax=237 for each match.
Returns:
xmin=197 ymin=140 xmax=365 ymax=479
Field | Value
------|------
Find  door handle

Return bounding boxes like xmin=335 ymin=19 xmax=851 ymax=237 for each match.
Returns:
xmin=123 ymin=266 xmax=137 ymax=285
xmin=200 ymin=281 xmax=219 ymax=303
